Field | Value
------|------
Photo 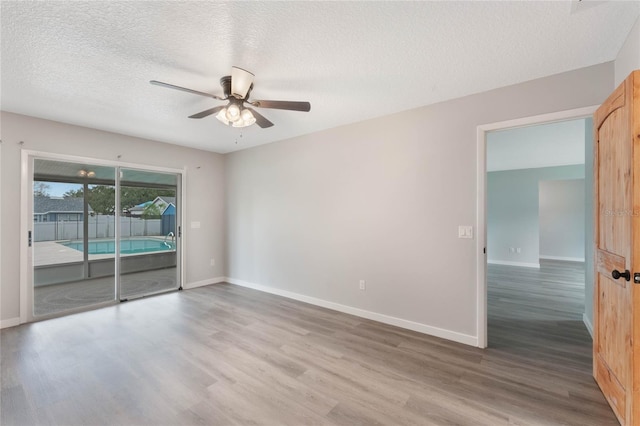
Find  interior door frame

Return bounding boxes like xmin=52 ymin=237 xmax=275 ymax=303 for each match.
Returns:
xmin=475 ymin=105 xmax=598 ymax=348
xmin=19 ymin=150 xmax=186 ymax=324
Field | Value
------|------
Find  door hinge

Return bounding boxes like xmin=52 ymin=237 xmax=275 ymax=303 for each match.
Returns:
xmin=634 ymin=273 xmax=640 ymax=284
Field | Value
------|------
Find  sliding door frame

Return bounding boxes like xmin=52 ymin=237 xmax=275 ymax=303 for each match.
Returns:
xmin=20 ymin=150 xmax=186 ymax=323
xmin=118 ymin=166 xmax=183 ymax=301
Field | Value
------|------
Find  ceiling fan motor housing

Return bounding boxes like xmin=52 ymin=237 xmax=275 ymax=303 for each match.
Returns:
xmin=219 ymin=75 xmax=253 ymax=100
xmin=219 ymin=76 xmax=231 ymax=98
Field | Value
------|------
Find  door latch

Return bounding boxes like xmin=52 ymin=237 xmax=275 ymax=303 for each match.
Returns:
xmin=28 ymin=231 xmax=32 ymax=247
xmin=612 ymin=269 xmax=631 ymax=281
xmin=634 ymin=273 xmax=640 ymax=284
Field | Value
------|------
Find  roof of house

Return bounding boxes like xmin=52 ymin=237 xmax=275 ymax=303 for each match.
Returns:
xmin=34 ymin=196 xmax=93 ymax=214
xmin=156 ymin=196 xmax=175 ymax=206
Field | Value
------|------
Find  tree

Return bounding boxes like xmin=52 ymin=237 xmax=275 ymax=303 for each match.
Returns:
xmin=63 ymin=188 xmax=84 ymax=198
xmin=141 ymin=203 xmax=163 ymax=219
xmin=87 ymin=186 xmax=116 ymax=215
xmin=33 ymin=182 xmax=50 ymax=197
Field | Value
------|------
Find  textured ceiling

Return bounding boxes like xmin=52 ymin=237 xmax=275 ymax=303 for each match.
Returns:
xmin=2 ymin=1 xmax=639 ymax=154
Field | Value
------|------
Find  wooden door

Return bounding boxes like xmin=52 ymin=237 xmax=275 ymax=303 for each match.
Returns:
xmin=593 ymin=69 xmax=639 ymax=425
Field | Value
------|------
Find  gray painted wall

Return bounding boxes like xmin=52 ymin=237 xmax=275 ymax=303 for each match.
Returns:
xmin=539 ymin=179 xmax=585 ymax=261
xmin=0 ymin=112 xmax=227 ymax=323
xmin=584 ymin=117 xmax=595 ymax=333
xmin=226 ymin=63 xmax=613 ymax=343
xmin=487 ymin=165 xmax=585 ymax=267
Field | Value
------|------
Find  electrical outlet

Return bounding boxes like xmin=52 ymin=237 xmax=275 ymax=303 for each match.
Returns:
xmin=509 ymin=247 xmax=515 ymax=253
xmin=516 ymin=248 xmax=521 ymax=254
xmin=210 ymin=258 xmax=215 ymax=266
xmin=359 ymin=280 xmax=366 ymax=290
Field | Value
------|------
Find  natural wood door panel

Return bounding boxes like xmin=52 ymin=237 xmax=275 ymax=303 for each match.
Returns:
xmin=597 ymin=107 xmax=631 ymax=256
xmin=593 ymin=70 xmax=639 ymax=426
xmin=596 ymin=249 xmax=627 ymax=286
xmin=596 ymin=353 xmax=627 ymax=422
xmin=597 ymin=274 xmax=631 ymax=386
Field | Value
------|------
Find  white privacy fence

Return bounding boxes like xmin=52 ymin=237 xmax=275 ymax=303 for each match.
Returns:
xmin=34 ymin=216 xmax=162 ymax=242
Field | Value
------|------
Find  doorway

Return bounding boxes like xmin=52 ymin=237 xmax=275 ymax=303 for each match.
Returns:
xmin=476 ymin=106 xmax=597 ymax=347
xmin=26 ymin=155 xmax=182 ymax=320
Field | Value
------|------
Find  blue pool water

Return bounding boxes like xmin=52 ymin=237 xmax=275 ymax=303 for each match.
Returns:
xmin=62 ymin=239 xmax=174 ymax=255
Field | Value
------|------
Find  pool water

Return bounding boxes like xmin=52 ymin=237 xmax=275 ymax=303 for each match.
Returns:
xmin=62 ymin=239 xmax=175 ymax=255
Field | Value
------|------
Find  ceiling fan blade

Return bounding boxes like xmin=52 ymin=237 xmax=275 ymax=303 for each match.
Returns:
xmin=249 ymin=100 xmax=311 ymax=112
xmin=150 ymin=80 xmax=225 ymax=100
xmin=231 ymin=67 xmax=254 ymax=99
xmin=188 ymin=106 xmax=225 ymax=119
xmin=246 ymin=108 xmax=274 ymax=128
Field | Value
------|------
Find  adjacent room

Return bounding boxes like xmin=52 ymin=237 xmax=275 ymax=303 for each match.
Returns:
xmin=486 ymin=118 xmax=592 ymax=360
xmin=1 ymin=1 xmax=640 ymax=425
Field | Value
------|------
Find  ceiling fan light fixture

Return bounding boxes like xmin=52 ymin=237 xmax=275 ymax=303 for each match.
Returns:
xmin=231 ymin=111 xmax=254 ymax=128
xmin=240 ymin=109 xmax=256 ymax=126
xmin=231 ymin=66 xmax=255 ymax=99
xmin=216 ymin=108 xmax=230 ymax=125
xmin=225 ymin=104 xmax=241 ymax=122
xmin=216 ymin=105 xmax=255 ymax=128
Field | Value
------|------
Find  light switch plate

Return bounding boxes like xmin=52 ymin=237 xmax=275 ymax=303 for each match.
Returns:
xmin=458 ymin=225 xmax=473 ymax=239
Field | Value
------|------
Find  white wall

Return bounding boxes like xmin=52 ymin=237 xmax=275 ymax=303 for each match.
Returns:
xmin=584 ymin=117 xmax=595 ymax=335
xmin=487 ymin=165 xmax=585 ymax=268
xmin=615 ymin=15 xmax=640 ymax=86
xmin=0 ymin=142 xmax=2 ymax=325
xmin=487 ymin=119 xmax=585 ymax=172
xmin=539 ymin=179 xmax=586 ymax=261
xmin=225 ymin=63 xmax=613 ymax=345
xmin=0 ymin=112 xmax=226 ymax=324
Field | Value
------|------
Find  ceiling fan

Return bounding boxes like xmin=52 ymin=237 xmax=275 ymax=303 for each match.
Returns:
xmin=150 ymin=67 xmax=311 ymax=129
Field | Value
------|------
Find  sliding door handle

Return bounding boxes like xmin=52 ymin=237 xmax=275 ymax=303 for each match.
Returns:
xmin=612 ymin=269 xmax=631 ymax=281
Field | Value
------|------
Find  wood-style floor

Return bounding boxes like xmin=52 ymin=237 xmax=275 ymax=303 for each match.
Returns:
xmin=1 ymin=261 xmax=617 ymax=425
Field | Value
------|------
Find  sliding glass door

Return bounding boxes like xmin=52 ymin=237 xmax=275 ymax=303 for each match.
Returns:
xmin=33 ymin=159 xmax=117 ymax=316
xmin=119 ymin=168 xmax=180 ymax=300
xmin=31 ymin=158 xmax=181 ymax=318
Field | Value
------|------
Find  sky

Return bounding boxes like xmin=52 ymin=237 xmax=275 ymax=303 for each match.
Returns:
xmin=40 ymin=182 xmax=82 ymax=197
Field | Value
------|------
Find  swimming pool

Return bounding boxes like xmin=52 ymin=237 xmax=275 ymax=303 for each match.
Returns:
xmin=61 ymin=239 xmax=175 ymax=255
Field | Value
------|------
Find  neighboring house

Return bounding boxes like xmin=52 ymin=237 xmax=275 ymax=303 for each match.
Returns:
xmin=127 ymin=200 xmax=153 ymax=217
xmin=33 ymin=196 xmax=93 ymax=222
xmin=128 ymin=196 xmax=175 ymax=218
xmin=127 ymin=196 xmax=176 ymax=235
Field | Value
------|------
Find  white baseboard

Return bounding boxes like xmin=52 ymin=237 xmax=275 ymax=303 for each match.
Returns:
xmin=487 ymin=260 xmax=540 ymax=268
xmin=539 ymin=255 xmax=585 ymax=262
xmin=225 ymin=277 xmax=478 ymax=347
xmin=583 ymin=313 xmax=594 ymax=339
xmin=0 ymin=317 xmax=21 ymax=329
xmin=184 ymin=276 xmax=226 ymax=290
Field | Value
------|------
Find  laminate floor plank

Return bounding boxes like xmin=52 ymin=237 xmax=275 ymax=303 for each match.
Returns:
xmin=1 ymin=260 xmax=617 ymax=425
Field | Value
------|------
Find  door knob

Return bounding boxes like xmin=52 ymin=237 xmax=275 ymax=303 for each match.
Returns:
xmin=612 ymin=269 xmax=631 ymax=281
